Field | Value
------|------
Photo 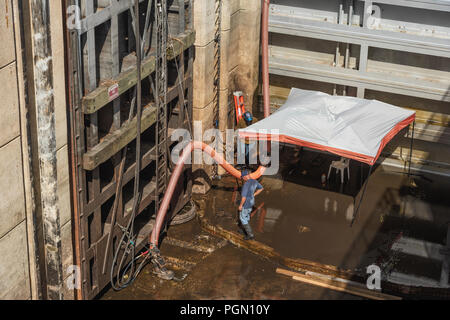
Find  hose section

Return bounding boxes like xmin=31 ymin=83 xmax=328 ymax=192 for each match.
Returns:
xmin=149 ymin=141 xmax=267 ymax=246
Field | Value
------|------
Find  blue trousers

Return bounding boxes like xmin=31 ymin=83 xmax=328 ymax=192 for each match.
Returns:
xmin=240 ymin=208 xmax=252 ymax=225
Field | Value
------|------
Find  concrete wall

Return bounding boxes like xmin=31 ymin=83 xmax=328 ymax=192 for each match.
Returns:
xmin=192 ymin=0 xmax=261 ymax=192
xmin=0 ymin=1 xmax=74 ymax=300
xmin=0 ymin=0 xmax=33 ymax=300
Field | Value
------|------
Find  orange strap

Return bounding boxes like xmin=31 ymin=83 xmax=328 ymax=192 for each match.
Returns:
xmin=234 ymin=94 xmax=246 ymax=124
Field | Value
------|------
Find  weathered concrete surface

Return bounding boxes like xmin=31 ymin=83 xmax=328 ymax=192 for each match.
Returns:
xmin=0 ymin=222 xmax=31 ymax=300
xmin=0 ymin=1 xmax=73 ymax=300
xmin=0 ymin=62 xmax=21 ymax=148
xmin=192 ymin=1 xmax=222 ymax=191
xmin=193 ymin=41 xmax=216 ymax=108
xmin=192 ymin=102 xmax=216 ymax=194
xmin=236 ymin=0 xmax=261 ymax=114
xmin=0 ymin=0 xmax=15 ymax=68
xmin=193 ymin=0 xmax=216 ymax=47
xmin=219 ymin=29 xmax=231 ymax=89
xmin=0 ymin=138 xmax=26 ymax=239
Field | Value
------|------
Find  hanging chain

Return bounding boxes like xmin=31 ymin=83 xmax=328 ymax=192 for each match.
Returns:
xmin=212 ymin=0 xmax=222 ymax=177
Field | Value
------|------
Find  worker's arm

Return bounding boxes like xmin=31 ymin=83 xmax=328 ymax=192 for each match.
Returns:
xmin=239 ymin=197 xmax=247 ymax=211
xmin=254 ymin=182 xmax=264 ymax=197
xmin=254 ymin=188 xmax=264 ymax=197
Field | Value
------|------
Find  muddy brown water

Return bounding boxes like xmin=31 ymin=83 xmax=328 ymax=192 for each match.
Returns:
xmin=206 ymin=147 xmax=449 ymax=289
xmin=101 ymin=148 xmax=450 ymax=300
xmin=101 ymin=210 xmax=360 ymax=300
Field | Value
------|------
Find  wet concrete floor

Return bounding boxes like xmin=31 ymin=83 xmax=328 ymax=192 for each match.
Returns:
xmin=101 ymin=217 xmax=360 ymax=300
xmin=101 ymin=148 xmax=450 ymax=300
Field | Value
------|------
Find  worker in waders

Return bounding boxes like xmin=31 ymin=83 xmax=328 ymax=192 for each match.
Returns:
xmin=238 ymin=170 xmax=264 ymax=240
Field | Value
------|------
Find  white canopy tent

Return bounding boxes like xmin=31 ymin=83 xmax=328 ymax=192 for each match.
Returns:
xmin=239 ymin=88 xmax=416 ymax=166
xmin=239 ymin=88 xmax=416 ymax=225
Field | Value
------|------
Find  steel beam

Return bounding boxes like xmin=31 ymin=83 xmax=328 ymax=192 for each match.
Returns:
xmin=269 ymin=53 xmax=450 ymax=102
xmin=269 ymin=13 xmax=450 ymax=58
xmin=363 ymin=0 xmax=450 ymax=12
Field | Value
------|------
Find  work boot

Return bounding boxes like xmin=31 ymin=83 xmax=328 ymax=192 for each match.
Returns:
xmin=237 ymin=221 xmax=245 ymax=235
xmin=242 ymin=224 xmax=255 ymax=241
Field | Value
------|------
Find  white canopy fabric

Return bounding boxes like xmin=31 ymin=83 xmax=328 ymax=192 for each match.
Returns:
xmin=239 ymin=88 xmax=415 ymax=165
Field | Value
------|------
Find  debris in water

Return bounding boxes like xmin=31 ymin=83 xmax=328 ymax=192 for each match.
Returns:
xmin=345 ymin=203 xmax=354 ymax=222
xmin=297 ymin=225 xmax=311 ymax=233
xmin=196 ymin=234 xmax=210 ymax=241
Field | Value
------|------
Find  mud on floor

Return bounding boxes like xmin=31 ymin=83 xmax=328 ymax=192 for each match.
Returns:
xmin=102 ymin=148 xmax=450 ymax=300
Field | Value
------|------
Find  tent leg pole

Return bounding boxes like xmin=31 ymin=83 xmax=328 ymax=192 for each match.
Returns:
xmin=360 ymin=162 xmax=363 ymax=188
xmin=351 ymin=165 xmax=373 ymax=227
xmin=408 ymin=121 xmax=415 ymax=178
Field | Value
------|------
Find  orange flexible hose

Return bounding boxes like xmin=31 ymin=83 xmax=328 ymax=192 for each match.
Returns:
xmin=150 ymin=141 xmax=266 ymax=246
